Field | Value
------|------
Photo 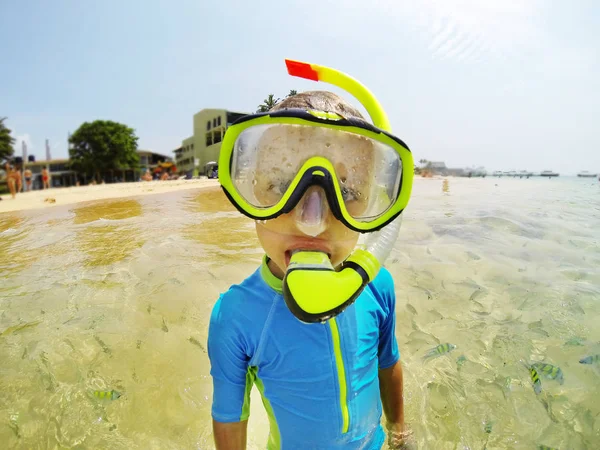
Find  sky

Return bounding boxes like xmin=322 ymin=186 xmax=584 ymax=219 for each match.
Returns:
xmin=1 ymin=0 xmax=599 ymax=175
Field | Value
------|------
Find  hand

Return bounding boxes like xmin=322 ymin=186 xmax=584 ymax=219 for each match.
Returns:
xmin=386 ymin=422 xmax=413 ymax=449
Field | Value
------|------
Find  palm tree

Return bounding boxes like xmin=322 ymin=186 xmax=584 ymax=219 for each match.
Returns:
xmin=256 ymin=94 xmax=280 ymax=113
xmin=287 ymin=90 xmax=298 ymax=97
xmin=0 ymin=117 xmax=16 ymax=164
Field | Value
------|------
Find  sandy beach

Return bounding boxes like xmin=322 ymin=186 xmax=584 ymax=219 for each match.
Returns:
xmin=0 ymin=178 xmax=221 ymax=214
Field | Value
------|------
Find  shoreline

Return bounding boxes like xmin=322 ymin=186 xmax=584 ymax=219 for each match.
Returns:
xmin=0 ymin=179 xmax=221 ymax=214
xmin=2 ymin=174 xmax=579 ymax=215
xmin=0 ymin=177 xmax=449 ymax=214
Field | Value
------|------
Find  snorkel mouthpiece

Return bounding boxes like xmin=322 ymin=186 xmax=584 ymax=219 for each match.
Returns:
xmin=282 ymin=58 xmax=397 ymax=323
xmin=283 ymin=249 xmax=381 ymax=323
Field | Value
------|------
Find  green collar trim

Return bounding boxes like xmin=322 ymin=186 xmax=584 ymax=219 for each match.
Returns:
xmin=260 ymin=255 xmax=283 ymax=294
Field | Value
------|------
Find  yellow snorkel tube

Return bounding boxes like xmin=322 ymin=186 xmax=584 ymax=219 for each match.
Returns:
xmin=281 ymin=59 xmax=413 ymax=323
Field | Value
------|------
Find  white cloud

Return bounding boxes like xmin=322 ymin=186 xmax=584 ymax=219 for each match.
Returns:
xmin=428 ymin=16 xmax=458 ymax=53
xmin=400 ymin=0 xmax=548 ymax=64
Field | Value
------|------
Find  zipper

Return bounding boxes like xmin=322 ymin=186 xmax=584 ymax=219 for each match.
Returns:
xmin=328 ymin=318 xmax=349 ymax=433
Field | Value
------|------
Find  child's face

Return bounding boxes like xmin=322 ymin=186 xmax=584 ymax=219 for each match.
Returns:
xmin=252 ymin=124 xmax=375 ymax=278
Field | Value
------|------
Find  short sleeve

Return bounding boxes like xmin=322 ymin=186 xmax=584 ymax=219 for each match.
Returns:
xmin=374 ymin=268 xmax=400 ymax=369
xmin=208 ymin=294 xmax=253 ymax=423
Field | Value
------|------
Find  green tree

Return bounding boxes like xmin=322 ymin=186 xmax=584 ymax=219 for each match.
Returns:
xmin=0 ymin=117 xmax=16 ymax=163
xmin=256 ymin=94 xmax=280 ymax=113
xmin=69 ymin=120 xmax=139 ymax=182
xmin=287 ymin=90 xmax=298 ymax=97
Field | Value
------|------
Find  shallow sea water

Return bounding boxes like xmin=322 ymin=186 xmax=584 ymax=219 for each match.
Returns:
xmin=0 ymin=177 xmax=599 ymax=449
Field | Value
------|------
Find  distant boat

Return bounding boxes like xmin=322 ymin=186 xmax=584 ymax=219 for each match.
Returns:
xmin=539 ymin=170 xmax=559 ymax=177
xmin=577 ymin=171 xmax=597 ymax=178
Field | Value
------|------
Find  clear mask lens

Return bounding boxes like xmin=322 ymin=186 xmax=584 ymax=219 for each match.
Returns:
xmin=231 ymin=123 xmax=402 ymax=222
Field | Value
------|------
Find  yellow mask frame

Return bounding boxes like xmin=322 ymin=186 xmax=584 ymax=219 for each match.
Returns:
xmin=218 ymin=109 xmax=413 ymax=233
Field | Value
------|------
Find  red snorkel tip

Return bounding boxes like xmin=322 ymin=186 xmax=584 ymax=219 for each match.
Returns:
xmin=285 ymin=59 xmax=319 ymax=81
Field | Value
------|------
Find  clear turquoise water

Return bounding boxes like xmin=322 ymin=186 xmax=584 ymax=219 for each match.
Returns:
xmin=0 ymin=177 xmax=599 ymax=449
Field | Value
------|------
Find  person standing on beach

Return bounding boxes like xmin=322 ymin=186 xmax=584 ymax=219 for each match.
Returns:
xmin=6 ymin=164 xmax=20 ymax=199
xmin=23 ymin=168 xmax=33 ymax=192
xmin=41 ymin=166 xmax=50 ymax=189
xmin=16 ymin=165 xmax=22 ymax=193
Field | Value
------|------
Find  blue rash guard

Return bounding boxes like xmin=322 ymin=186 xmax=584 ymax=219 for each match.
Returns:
xmin=208 ymin=255 xmax=400 ymax=450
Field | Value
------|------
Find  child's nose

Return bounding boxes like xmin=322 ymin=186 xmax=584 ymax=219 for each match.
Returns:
xmin=294 ymin=186 xmax=330 ymax=237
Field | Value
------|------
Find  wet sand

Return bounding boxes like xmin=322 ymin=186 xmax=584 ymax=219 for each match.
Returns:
xmin=1 ymin=176 xmax=599 ymax=449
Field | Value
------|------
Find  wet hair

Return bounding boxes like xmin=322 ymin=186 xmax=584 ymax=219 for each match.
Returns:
xmin=271 ymin=91 xmax=366 ymax=121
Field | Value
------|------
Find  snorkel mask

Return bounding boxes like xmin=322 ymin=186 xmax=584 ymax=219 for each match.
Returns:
xmin=219 ymin=59 xmax=414 ymax=323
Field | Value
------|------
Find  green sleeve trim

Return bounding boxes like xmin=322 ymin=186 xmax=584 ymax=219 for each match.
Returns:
xmin=240 ymin=367 xmax=256 ymax=421
xmin=253 ymin=368 xmax=282 ymax=450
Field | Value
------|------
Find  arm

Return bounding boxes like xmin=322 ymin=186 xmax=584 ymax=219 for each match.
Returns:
xmin=375 ymin=268 xmax=408 ymax=448
xmin=208 ymin=295 xmax=254 ymax=450
xmin=213 ymin=419 xmax=248 ymax=450
xmin=379 ymin=360 xmax=406 ymax=448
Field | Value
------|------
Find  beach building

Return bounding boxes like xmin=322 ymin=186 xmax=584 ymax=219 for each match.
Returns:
xmin=426 ymin=161 xmax=446 ymax=172
xmin=12 ymin=150 xmax=172 ymax=189
xmin=446 ymin=167 xmax=465 ymax=177
xmin=138 ymin=150 xmax=172 ymax=170
xmin=419 ymin=160 xmax=487 ymax=177
xmin=174 ymin=108 xmax=248 ymax=177
xmin=427 ymin=161 xmax=447 ymax=173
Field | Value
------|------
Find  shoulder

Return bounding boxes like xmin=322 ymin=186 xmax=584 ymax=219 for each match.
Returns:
xmin=210 ymin=268 xmax=274 ymax=335
xmin=365 ymin=266 xmax=396 ymax=312
xmin=369 ymin=266 xmax=395 ymax=297
xmin=209 ymin=268 xmax=277 ymax=359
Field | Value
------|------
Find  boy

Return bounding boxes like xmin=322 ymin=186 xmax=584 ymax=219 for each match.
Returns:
xmin=208 ymin=60 xmax=413 ymax=449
